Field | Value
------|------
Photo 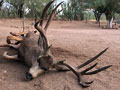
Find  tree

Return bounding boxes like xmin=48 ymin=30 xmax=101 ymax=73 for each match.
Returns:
xmin=85 ymin=0 xmax=120 ymax=28
xmin=26 ymin=0 xmax=50 ymax=18
xmin=61 ymin=0 xmax=85 ymax=20
xmin=6 ymin=0 xmax=50 ymax=18
xmin=0 ymin=0 xmax=4 ymax=10
xmin=6 ymin=0 xmax=24 ymax=18
xmin=84 ymin=0 xmax=105 ymax=23
xmin=104 ymin=0 xmax=120 ymax=28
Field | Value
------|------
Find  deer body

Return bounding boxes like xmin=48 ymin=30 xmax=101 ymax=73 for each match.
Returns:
xmin=18 ymin=32 xmax=41 ymax=67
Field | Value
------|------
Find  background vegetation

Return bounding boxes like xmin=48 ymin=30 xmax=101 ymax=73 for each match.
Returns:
xmin=0 ymin=0 xmax=120 ymax=28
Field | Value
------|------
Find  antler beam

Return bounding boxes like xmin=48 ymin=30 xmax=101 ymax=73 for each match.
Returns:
xmin=55 ymin=48 xmax=112 ymax=88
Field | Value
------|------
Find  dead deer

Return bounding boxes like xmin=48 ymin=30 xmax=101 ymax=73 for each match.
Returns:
xmin=0 ymin=1 xmax=112 ymax=88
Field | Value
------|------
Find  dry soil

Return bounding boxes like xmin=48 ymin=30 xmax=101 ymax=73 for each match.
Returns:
xmin=0 ymin=19 xmax=120 ymax=90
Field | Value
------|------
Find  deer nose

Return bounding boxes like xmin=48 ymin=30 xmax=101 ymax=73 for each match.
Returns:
xmin=26 ymin=72 xmax=33 ymax=80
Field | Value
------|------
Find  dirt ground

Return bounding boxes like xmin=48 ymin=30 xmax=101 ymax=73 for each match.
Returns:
xmin=0 ymin=19 xmax=120 ymax=90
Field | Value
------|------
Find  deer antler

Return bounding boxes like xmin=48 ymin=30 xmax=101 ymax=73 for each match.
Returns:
xmin=40 ymin=0 xmax=54 ymax=29
xmin=54 ymin=48 xmax=112 ymax=88
xmin=34 ymin=1 xmax=63 ymax=53
xmin=44 ymin=1 xmax=64 ymax=31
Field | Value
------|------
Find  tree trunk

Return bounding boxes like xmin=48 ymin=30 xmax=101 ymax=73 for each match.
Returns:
xmin=109 ymin=17 xmax=113 ymax=28
xmin=105 ymin=11 xmax=113 ymax=29
xmin=18 ymin=3 xmax=24 ymax=18
xmin=18 ymin=9 xmax=23 ymax=18
xmin=106 ymin=18 xmax=113 ymax=29
xmin=0 ymin=0 xmax=3 ymax=12
xmin=94 ymin=11 xmax=102 ymax=27
xmin=106 ymin=20 xmax=109 ymax=28
xmin=94 ymin=12 xmax=99 ymax=22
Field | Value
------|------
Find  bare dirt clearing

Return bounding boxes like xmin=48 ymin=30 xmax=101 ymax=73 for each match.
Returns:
xmin=0 ymin=19 xmax=120 ymax=90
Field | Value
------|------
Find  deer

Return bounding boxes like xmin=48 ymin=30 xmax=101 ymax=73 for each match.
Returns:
xmin=0 ymin=1 xmax=112 ymax=88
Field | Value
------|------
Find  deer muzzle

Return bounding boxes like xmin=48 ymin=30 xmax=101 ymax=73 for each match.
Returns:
xmin=26 ymin=62 xmax=45 ymax=80
xmin=26 ymin=72 xmax=33 ymax=80
xmin=26 ymin=69 xmax=44 ymax=80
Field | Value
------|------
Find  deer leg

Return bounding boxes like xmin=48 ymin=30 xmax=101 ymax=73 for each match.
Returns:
xmin=10 ymin=31 xmax=28 ymax=36
xmin=7 ymin=36 xmax=23 ymax=44
xmin=0 ymin=43 xmax=20 ymax=50
xmin=8 ymin=44 xmax=20 ymax=49
xmin=0 ymin=35 xmax=22 ymax=47
xmin=3 ymin=51 xmax=18 ymax=60
xmin=10 ymin=31 xmax=37 ymax=37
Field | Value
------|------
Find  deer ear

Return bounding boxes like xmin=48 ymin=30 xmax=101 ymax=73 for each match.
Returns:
xmin=37 ymin=55 xmax=53 ymax=71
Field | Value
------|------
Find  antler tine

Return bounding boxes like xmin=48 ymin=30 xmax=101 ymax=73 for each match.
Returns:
xmin=34 ymin=19 xmax=44 ymax=35
xmin=34 ymin=19 xmax=49 ymax=50
xmin=44 ymin=44 xmax=52 ymax=55
xmin=44 ymin=1 xmax=64 ymax=31
xmin=82 ymin=65 xmax=112 ymax=75
xmin=76 ymin=48 xmax=108 ymax=69
xmin=55 ymin=9 xmax=64 ymax=16
xmin=40 ymin=0 xmax=54 ymax=29
xmin=80 ymin=63 xmax=98 ymax=75
xmin=57 ymin=60 xmax=94 ymax=88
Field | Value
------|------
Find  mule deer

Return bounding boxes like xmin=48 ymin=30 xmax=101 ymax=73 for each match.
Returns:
xmin=1 ymin=1 xmax=112 ymax=88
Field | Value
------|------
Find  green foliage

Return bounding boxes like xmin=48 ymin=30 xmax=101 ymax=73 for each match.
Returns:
xmin=0 ymin=0 xmax=120 ymax=21
xmin=85 ymin=0 xmax=120 ymax=17
xmin=26 ymin=0 xmax=43 ymax=18
xmin=105 ymin=0 xmax=120 ymax=14
xmin=0 ymin=0 xmax=3 ymax=8
xmin=60 ymin=1 xmax=84 ymax=20
xmin=26 ymin=0 xmax=50 ymax=17
xmin=5 ymin=0 xmax=24 ymax=18
xmin=2 ymin=0 xmax=51 ymax=18
xmin=83 ymin=0 xmax=120 ymax=25
xmin=0 ymin=8 xmax=17 ymax=18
